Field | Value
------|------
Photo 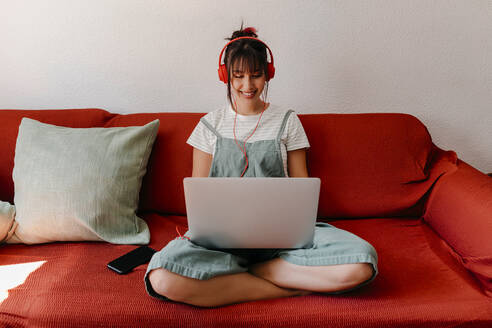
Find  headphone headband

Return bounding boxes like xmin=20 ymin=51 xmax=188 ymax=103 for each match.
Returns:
xmin=218 ymin=36 xmax=275 ymax=83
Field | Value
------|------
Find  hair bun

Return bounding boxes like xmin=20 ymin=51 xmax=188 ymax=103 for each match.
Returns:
xmin=229 ymin=26 xmax=258 ymax=40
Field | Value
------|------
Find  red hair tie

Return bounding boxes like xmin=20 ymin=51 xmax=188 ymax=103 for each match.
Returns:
xmin=243 ymin=27 xmax=257 ymax=34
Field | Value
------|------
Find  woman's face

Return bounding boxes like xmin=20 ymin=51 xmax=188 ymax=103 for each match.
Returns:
xmin=230 ymin=61 xmax=266 ymax=105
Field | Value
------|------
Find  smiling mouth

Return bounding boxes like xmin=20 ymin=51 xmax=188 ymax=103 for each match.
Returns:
xmin=241 ymin=90 xmax=256 ymax=98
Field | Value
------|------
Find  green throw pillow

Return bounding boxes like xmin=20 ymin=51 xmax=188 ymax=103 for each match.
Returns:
xmin=11 ymin=118 xmax=159 ymax=244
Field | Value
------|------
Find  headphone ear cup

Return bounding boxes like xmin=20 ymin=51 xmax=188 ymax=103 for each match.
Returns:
xmin=267 ymin=63 xmax=275 ymax=81
xmin=218 ymin=65 xmax=228 ymax=83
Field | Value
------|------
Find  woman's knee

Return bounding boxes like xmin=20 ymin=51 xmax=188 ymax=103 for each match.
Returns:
xmin=337 ymin=263 xmax=374 ymax=286
xmin=148 ymin=268 xmax=197 ymax=303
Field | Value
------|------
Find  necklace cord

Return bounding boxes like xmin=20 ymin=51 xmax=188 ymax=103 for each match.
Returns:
xmin=232 ymin=96 xmax=266 ymax=177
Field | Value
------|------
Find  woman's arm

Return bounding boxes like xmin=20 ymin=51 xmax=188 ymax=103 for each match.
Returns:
xmin=287 ymin=148 xmax=309 ymax=177
xmin=192 ymin=147 xmax=213 ymax=177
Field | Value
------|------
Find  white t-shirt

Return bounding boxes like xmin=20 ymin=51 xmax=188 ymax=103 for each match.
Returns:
xmin=186 ymin=103 xmax=310 ymax=176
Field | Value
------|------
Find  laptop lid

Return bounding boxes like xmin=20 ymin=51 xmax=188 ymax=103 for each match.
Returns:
xmin=183 ymin=177 xmax=321 ymax=249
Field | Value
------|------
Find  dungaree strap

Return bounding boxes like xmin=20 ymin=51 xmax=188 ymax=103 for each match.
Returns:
xmin=200 ymin=118 xmax=222 ymax=138
xmin=276 ymin=110 xmax=294 ymax=141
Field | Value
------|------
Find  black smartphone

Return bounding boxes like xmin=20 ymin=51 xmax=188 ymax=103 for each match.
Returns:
xmin=107 ymin=246 xmax=157 ymax=274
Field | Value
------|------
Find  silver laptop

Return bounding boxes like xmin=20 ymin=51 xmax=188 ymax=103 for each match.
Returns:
xmin=183 ymin=177 xmax=321 ymax=249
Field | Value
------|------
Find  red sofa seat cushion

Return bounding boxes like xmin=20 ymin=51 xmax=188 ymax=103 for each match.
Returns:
xmin=0 ymin=109 xmax=114 ymax=204
xmin=1 ymin=214 xmax=490 ymax=327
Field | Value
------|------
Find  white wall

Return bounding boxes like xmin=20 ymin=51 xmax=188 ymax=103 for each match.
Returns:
xmin=1 ymin=0 xmax=491 ymax=173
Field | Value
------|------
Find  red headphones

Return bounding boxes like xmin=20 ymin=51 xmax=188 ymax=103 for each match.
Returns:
xmin=218 ymin=36 xmax=275 ymax=84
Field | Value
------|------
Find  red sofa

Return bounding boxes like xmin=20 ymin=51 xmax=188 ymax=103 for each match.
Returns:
xmin=0 ymin=108 xmax=491 ymax=327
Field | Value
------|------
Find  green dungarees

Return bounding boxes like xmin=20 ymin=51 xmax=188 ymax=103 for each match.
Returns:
xmin=145 ymin=110 xmax=378 ymax=300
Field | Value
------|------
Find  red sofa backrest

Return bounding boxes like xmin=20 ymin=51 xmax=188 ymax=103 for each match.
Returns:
xmin=0 ymin=109 xmax=454 ymax=219
xmin=300 ymin=113 xmax=435 ymax=218
xmin=107 ymin=112 xmax=443 ymax=218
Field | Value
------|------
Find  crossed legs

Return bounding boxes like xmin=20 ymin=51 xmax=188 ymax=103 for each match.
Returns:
xmin=148 ymin=259 xmax=374 ymax=308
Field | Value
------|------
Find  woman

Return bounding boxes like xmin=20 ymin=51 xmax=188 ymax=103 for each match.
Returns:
xmin=145 ymin=26 xmax=378 ymax=307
